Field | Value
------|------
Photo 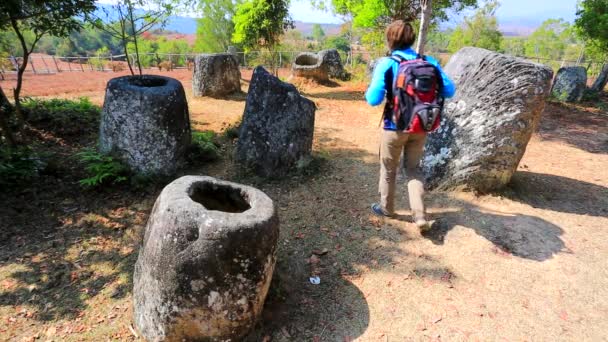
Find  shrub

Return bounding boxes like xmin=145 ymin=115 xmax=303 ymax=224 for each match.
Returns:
xmin=189 ymin=131 xmax=220 ymax=162
xmin=23 ymin=97 xmax=100 ymax=134
xmin=0 ymin=146 xmax=46 ymax=187
xmin=109 ymin=62 xmax=125 ymax=72
xmin=77 ymin=148 xmax=129 ymax=188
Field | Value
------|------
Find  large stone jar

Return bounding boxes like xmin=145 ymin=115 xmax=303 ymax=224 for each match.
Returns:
xmin=99 ymin=75 xmax=191 ymax=175
xmin=133 ymin=176 xmax=279 ymax=341
xmin=422 ymin=47 xmax=553 ymax=192
xmin=192 ymin=53 xmax=241 ymax=97
xmin=236 ymin=66 xmax=316 ymax=178
xmin=551 ymin=66 xmax=587 ymax=103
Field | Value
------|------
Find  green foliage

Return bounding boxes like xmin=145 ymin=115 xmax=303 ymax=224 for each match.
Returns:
xmin=194 ymin=0 xmax=242 ymax=53
xmin=312 ymin=24 xmax=326 ymax=43
xmin=190 ymin=131 xmax=220 ymax=162
xmin=323 ymin=35 xmax=351 ymax=53
xmin=524 ymin=19 xmax=573 ymax=60
xmin=575 ymin=0 xmax=608 ymax=56
xmin=501 ymin=37 xmax=526 ymax=56
xmin=22 ymin=97 xmax=100 ymax=128
xmin=0 ymin=1 xmax=97 ymax=37
xmin=0 ymin=146 xmax=45 ymax=186
xmin=447 ymin=0 xmax=502 ymax=53
xmin=232 ymin=0 xmax=293 ymax=51
xmin=77 ymin=148 xmax=129 ymax=188
xmin=323 ymin=0 xmax=477 ymax=29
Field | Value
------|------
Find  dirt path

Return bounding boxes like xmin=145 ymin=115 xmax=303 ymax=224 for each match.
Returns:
xmin=1 ymin=71 xmax=607 ymax=341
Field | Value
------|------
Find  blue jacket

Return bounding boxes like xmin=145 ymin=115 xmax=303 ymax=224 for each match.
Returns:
xmin=365 ymin=48 xmax=456 ymax=130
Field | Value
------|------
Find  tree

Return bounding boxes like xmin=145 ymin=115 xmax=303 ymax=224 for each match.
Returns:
xmin=0 ymin=0 xmax=96 ymax=144
xmin=501 ymin=37 xmax=525 ymax=56
xmin=194 ymin=0 xmax=241 ymax=53
xmin=91 ymin=0 xmax=177 ymax=76
xmin=312 ymin=23 xmax=326 ymax=43
xmin=447 ymin=0 xmax=502 ymax=53
xmin=232 ymin=0 xmax=293 ymax=75
xmin=416 ymin=0 xmax=432 ymax=54
xmin=318 ymin=0 xmax=477 ymax=53
xmin=575 ymin=0 xmax=608 ymax=92
xmin=524 ymin=19 xmax=571 ymax=61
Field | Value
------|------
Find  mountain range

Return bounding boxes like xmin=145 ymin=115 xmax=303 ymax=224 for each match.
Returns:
xmin=95 ymin=4 xmax=576 ymax=37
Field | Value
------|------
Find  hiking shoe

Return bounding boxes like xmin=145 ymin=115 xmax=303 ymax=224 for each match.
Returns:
xmin=371 ymin=203 xmax=391 ymax=217
xmin=415 ymin=218 xmax=431 ymax=232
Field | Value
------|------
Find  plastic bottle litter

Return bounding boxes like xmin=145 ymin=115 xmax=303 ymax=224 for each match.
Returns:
xmin=309 ymin=276 xmax=321 ymax=285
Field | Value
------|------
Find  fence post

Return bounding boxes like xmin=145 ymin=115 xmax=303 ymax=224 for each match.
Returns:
xmin=30 ymin=58 xmax=37 ymax=74
xmin=243 ymin=52 xmax=247 ymax=67
xmin=78 ymin=57 xmax=84 ymax=72
xmin=67 ymin=58 xmax=72 ymax=72
xmin=52 ymin=56 xmax=60 ymax=72
xmin=40 ymin=56 xmax=50 ymax=73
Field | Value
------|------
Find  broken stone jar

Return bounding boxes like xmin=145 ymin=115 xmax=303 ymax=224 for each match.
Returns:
xmin=133 ymin=176 xmax=279 ymax=341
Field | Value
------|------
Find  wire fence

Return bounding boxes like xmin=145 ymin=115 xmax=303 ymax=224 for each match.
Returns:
xmin=0 ymin=50 xmax=605 ymax=80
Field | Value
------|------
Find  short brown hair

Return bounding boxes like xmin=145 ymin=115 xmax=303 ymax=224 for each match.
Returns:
xmin=386 ymin=20 xmax=416 ymax=51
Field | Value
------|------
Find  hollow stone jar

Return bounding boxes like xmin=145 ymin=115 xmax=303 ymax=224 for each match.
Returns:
xmin=99 ymin=75 xmax=191 ymax=175
xmin=133 ymin=176 xmax=279 ymax=341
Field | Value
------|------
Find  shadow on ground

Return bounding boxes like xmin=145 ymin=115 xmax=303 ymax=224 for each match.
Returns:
xmin=540 ymin=101 xmax=608 ymax=154
xmin=423 ymin=204 xmax=566 ymax=261
xmin=502 ymin=171 xmax=608 ymax=218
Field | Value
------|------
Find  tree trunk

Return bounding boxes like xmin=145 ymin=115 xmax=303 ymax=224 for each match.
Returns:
xmin=10 ymin=18 xmax=29 ymax=134
xmin=128 ymin=3 xmax=143 ymax=76
xmin=0 ymin=85 xmax=15 ymax=147
xmin=415 ymin=0 xmax=433 ymax=55
xmin=591 ymin=63 xmax=608 ymax=93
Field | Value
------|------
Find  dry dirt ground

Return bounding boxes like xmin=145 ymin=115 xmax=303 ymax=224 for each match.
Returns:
xmin=1 ymin=69 xmax=608 ymax=341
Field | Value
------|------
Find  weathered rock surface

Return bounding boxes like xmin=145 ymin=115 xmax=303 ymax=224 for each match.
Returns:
xmin=551 ymin=66 xmax=587 ymax=102
xmin=422 ymin=47 xmax=553 ymax=192
xmin=319 ymin=49 xmax=350 ymax=80
xmin=192 ymin=53 xmax=241 ymax=97
xmin=236 ymin=66 xmax=316 ymax=177
xmin=133 ymin=175 xmax=279 ymax=341
xmin=100 ymin=75 xmax=191 ymax=175
xmin=292 ymin=49 xmax=349 ymax=81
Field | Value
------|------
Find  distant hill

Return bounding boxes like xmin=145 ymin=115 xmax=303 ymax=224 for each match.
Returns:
xmin=293 ymin=21 xmax=342 ymax=36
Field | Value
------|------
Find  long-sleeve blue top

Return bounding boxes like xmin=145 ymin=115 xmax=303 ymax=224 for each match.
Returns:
xmin=365 ymin=47 xmax=456 ymax=130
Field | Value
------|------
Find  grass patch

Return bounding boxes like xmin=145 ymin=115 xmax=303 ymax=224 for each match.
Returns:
xmin=189 ymin=130 xmax=221 ymax=163
xmin=0 ymin=145 xmax=46 ymax=187
xmin=23 ymin=97 xmax=100 ymax=134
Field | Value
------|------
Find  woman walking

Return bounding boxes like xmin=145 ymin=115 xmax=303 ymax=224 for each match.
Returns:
xmin=367 ymin=20 xmax=456 ymax=229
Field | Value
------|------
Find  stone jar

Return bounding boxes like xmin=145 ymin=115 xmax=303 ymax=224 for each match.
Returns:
xmin=192 ymin=53 xmax=241 ymax=97
xmin=236 ymin=66 xmax=316 ymax=178
xmin=99 ymin=75 xmax=191 ymax=175
xmin=551 ymin=66 xmax=587 ymax=103
xmin=422 ymin=47 xmax=553 ymax=192
xmin=133 ymin=176 xmax=279 ymax=341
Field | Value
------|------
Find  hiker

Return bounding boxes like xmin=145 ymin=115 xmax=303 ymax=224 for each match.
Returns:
xmin=366 ymin=20 xmax=456 ymax=229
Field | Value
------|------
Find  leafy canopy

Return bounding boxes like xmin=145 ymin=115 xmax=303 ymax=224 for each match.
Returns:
xmin=231 ymin=0 xmax=293 ymax=50
xmin=447 ymin=0 xmax=502 ymax=53
xmin=575 ymin=0 xmax=608 ymax=56
xmin=324 ymin=0 xmax=478 ymax=28
xmin=0 ymin=0 xmax=96 ymax=37
xmin=195 ymin=0 xmax=242 ymax=53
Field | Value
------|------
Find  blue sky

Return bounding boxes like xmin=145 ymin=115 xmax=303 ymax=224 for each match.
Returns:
xmin=289 ymin=0 xmax=580 ymax=24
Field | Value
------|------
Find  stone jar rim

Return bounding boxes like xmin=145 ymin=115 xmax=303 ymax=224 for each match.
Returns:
xmin=106 ymin=75 xmax=180 ymax=96
xmin=156 ymin=176 xmax=277 ymax=236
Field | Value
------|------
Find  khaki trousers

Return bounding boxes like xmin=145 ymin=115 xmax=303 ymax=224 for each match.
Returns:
xmin=378 ymin=130 xmax=427 ymax=217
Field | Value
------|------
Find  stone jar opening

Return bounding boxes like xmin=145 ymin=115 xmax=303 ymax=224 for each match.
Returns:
xmin=127 ymin=76 xmax=168 ymax=88
xmin=189 ymin=182 xmax=251 ymax=213
xmin=295 ymin=54 xmax=319 ymax=66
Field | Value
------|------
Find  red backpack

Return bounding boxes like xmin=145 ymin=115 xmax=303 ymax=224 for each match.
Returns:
xmin=385 ymin=54 xmax=445 ymax=133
